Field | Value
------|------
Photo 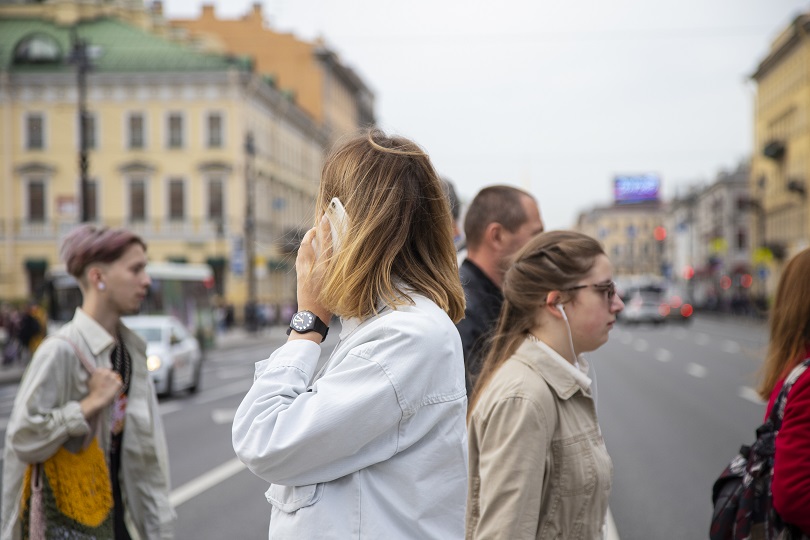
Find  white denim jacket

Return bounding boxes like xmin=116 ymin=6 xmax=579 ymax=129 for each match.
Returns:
xmin=1 ymin=308 xmax=175 ymax=540
xmin=232 ymin=294 xmax=468 ymax=539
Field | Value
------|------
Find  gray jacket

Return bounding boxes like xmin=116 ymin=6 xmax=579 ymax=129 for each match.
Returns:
xmin=1 ymin=308 xmax=175 ymax=540
xmin=466 ymin=338 xmax=612 ymax=540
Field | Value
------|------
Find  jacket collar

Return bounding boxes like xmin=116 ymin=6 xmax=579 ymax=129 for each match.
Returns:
xmin=512 ymin=337 xmax=591 ymax=400
xmin=71 ymin=308 xmax=146 ymax=357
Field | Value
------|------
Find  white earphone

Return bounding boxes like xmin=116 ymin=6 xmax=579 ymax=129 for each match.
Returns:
xmin=556 ymin=303 xmax=568 ymax=321
xmin=97 ymin=282 xmax=106 ymax=291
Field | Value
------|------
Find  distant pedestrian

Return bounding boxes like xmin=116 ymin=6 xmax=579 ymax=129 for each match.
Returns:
xmin=466 ymin=231 xmax=624 ymax=539
xmin=457 ymin=185 xmax=544 ymax=395
xmin=1 ymin=224 xmax=175 ymax=540
xmin=233 ymin=129 xmax=468 ymax=539
xmin=755 ymin=247 xmax=810 ymax=536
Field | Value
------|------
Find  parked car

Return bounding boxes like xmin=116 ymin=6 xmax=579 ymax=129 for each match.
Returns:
xmin=123 ymin=315 xmax=202 ymax=397
xmin=618 ymin=284 xmax=668 ymax=325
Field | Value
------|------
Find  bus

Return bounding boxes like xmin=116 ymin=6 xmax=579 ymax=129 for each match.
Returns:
xmin=45 ymin=262 xmax=217 ymax=349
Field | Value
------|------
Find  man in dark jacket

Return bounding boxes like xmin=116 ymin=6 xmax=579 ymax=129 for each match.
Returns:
xmin=457 ymin=186 xmax=543 ymax=396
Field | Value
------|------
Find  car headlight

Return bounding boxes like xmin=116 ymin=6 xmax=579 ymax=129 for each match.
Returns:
xmin=146 ymin=355 xmax=162 ymax=372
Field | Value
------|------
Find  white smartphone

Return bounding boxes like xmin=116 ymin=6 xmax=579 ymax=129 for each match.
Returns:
xmin=324 ymin=197 xmax=349 ymax=254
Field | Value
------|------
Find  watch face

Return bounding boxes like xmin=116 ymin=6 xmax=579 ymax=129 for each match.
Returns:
xmin=291 ymin=311 xmax=315 ymax=332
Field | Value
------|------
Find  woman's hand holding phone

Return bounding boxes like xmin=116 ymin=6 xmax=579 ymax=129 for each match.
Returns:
xmin=293 ymin=215 xmax=333 ymax=338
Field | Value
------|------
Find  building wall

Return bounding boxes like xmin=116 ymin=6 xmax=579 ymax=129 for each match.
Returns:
xmin=751 ymin=15 xmax=810 ymax=296
xmin=577 ymin=204 xmax=667 ymax=278
xmin=172 ymin=4 xmax=374 ymax=143
xmin=1 ymin=42 xmax=327 ymax=314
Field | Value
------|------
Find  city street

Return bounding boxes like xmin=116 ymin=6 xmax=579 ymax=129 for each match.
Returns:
xmin=0 ymin=315 xmax=769 ymax=539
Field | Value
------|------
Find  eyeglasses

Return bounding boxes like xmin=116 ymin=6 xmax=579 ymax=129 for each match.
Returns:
xmin=561 ymin=281 xmax=617 ymax=302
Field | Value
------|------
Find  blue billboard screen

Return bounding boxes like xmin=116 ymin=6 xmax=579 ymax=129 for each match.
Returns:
xmin=614 ymin=174 xmax=660 ymax=204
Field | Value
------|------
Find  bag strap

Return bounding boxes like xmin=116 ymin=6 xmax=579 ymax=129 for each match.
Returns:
xmin=48 ymin=335 xmax=96 ymax=375
xmin=47 ymin=335 xmax=102 ymax=448
xmin=768 ymin=356 xmax=810 ymax=429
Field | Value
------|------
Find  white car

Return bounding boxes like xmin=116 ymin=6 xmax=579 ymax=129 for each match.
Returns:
xmin=123 ymin=315 xmax=203 ymax=397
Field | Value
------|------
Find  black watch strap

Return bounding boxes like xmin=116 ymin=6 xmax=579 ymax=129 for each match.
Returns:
xmin=286 ymin=311 xmax=329 ymax=342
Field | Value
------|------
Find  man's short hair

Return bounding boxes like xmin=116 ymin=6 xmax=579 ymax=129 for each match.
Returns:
xmin=464 ymin=186 xmax=534 ymax=250
xmin=441 ymin=178 xmax=460 ymax=222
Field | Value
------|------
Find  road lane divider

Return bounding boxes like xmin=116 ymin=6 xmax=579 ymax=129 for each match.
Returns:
xmin=633 ymin=339 xmax=649 ymax=352
xmin=686 ymin=363 xmax=707 ymax=378
xmin=738 ymin=386 xmax=766 ymax=405
xmin=170 ymin=457 xmax=246 ymax=508
xmin=212 ymin=408 xmax=238 ymax=425
xmin=694 ymin=333 xmax=710 ymax=346
xmin=721 ymin=340 xmax=741 ymax=354
xmin=655 ymin=349 xmax=672 ymax=362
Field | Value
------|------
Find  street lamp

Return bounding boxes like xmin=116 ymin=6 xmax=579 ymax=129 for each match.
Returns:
xmin=68 ymin=29 xmax=93 ymax=223
xmin=244 ymin=132 xmax=257 ymax=331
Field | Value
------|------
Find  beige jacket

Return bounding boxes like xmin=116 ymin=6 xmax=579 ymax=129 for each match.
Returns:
xmin=1 ymin=308 xmax=175 ymax=540
xmin=466 ymin=338 xmax=612 ymax=540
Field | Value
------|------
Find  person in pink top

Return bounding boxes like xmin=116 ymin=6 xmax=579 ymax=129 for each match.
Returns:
xmin=757 ymin=246 xmax=810 ymax=536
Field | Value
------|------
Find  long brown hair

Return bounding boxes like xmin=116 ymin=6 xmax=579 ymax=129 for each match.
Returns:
xmin=468 ymin=231 xmax=604 ymax=418
xmin=758 ymin=247 xmax=810 ymax=399
xmin=316 ymin=129 xmax=465 ymax=322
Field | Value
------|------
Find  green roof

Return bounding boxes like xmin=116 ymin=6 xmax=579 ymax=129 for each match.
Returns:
xmin=0 ymin=17 xmax=245 ymax=73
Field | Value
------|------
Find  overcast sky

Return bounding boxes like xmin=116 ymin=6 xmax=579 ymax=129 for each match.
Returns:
xmin=165 ymin=0 xmax=809 ymax=229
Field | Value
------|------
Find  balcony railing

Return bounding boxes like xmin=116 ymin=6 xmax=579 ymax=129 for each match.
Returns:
xmin=0 ymin=217 xmax=235 ymax=242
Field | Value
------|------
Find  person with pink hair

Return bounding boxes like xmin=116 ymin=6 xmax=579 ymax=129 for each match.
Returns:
xmin=1 ymin=225 xmax=175 ymax=540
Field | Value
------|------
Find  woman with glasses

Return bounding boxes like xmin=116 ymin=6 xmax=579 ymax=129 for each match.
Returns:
xmin=466 ymin=230 xmax=624 ymax=540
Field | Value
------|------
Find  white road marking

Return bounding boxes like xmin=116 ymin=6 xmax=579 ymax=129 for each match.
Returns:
xmin=695 ymin=333 xmax=710 ymax=346
xmin=738 ymin=386 xmax=766 ymax=405
xmin=212 ymin=408 xmax=238 ymax=425
xmin=721 ymin=340 xmax=741 ymax=354
xmin=620 ymin=333 xmax=633 ymax=345
xmin=169 ymin=457 xmax=246 ymax=508
xmin=159 ymin=380 xmax=252 ymax=417
xmin=633 ymin=339 xmax=649 ymax=352
xmin=655 ymin=349 xmax=672 ymax=362
xmin=606 ymin=507 xmax=620 ymax=540
xmin=686 ymin=363 xmax=707 ymax=378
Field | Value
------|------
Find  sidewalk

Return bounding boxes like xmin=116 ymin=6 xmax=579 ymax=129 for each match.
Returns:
xmin=0 ymin=326 xmax=290 ymax=386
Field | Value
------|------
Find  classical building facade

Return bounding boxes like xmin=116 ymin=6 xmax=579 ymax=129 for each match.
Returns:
xmin=0 ymin=0 xmax=328 ymax=317
xmin=576 ymin=202 xmax=668 ymax=278
xmin=751 ymin=13 xmax=810 ymax=295
xmin=170 ymin=3 xmax=376 ymax=145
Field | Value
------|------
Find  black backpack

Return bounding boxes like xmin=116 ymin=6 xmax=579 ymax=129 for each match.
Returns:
xmin=710 ymin=357 xmax=810 ymax=540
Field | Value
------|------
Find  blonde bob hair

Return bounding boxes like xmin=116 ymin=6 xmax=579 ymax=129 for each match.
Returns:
xmin=315 ymin=129 xmax=465 ymax=323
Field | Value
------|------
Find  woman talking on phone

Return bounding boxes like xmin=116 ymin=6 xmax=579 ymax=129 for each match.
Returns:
xmin=466 ymin=231 xmax=623 ymax=540
xmin=232 ymin=129 xmax=468 ymax=539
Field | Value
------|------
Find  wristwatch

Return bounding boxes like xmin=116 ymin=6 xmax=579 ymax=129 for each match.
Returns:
xmin=286 ymin=310 xmax=329 ymax=342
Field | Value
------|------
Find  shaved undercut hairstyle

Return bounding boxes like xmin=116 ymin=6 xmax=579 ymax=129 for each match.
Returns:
xmin=61 ymin=224 xmax=146 ymax=280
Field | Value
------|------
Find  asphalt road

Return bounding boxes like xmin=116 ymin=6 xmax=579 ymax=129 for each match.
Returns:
xmin=0 ymin=314 xmax=770 ymax=539
xmin=597 ymin=314 xmax=769 ymax=540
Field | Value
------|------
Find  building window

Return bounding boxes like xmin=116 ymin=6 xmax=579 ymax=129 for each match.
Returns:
xmin=207 ymin=113 xmax=223 ymax=148
xmin=27 ymin=179 xmax=46 ymax=222
xmin=26 ymin=113 xmax=44 ymax=150
xmin=82 ymin=113 xmax=96 ymax=150
xmin=168 ymin=178 xmax=184 ymax=220
xmin=737 ymin=229 xmax=747 ymax=250
xmin=128 ymin=113 xmax=145 ymax=149
xmin=129 ymin=177 xmax=146 ymax=222
xmin=207 ymin=176 xmax=224 ymax=221
xmin=167 ymin=113 xmax=183 ymax=148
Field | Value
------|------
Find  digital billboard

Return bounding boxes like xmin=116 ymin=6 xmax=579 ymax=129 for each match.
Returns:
xmin=613 ymin=174 xmax=660 ymax=204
